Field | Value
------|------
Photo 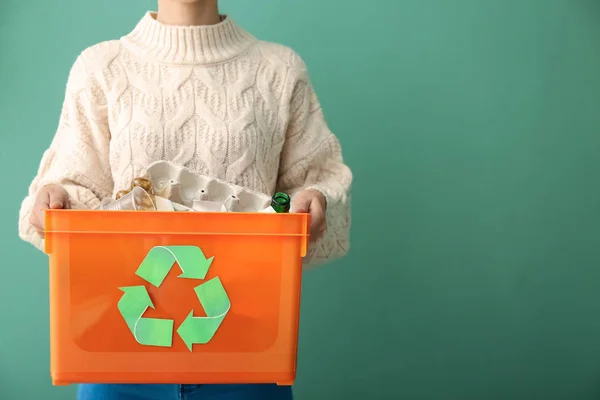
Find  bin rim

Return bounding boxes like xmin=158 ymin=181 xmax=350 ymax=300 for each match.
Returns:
xmin=43 ymin=209 xmax=310 ymax=257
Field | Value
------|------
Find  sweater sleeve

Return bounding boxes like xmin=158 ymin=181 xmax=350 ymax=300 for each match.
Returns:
xmin=18 ymin=54 xmax=114 ymax=251
xmin=276 ymin=56 xmax=352 ymax=269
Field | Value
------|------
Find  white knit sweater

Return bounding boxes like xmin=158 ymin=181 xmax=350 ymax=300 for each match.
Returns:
xmin=18 ymin=12 xmax=352 ymax=267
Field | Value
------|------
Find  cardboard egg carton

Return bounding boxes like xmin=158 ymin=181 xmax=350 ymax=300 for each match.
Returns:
xmin=146 ymin=161 xmax=272 ymax=212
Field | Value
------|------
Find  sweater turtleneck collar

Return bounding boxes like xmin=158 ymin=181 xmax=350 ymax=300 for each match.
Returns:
xmin=121 ymin=12 xmax=257 ymax=65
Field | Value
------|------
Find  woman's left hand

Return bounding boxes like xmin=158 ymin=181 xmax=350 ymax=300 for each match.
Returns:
xmin=291 ymin=189 xmax=327 ymax=242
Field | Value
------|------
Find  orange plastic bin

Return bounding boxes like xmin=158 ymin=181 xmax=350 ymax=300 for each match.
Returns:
xmin=44 ymin=209 xmax=309 ymax=386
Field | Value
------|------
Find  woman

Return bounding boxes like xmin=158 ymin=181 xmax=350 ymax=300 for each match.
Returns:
xmin=19 ymin=0 xmax=352 ymax=398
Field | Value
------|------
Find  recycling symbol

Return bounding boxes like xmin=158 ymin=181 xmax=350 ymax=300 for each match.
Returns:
xmin=117 ymin=246 xmax=231 ymax=351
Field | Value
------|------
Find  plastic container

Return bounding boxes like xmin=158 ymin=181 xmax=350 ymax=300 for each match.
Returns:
xmin=44 ymin=209 xmax=309 ymax=386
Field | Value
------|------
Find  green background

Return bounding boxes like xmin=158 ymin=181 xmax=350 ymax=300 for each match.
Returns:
xmin=1 ymin=0 xmax=600 ymax=398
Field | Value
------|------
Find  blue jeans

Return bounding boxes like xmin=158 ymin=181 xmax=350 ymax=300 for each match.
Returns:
xmin=77 ymin=384 xmax=293 ymax=399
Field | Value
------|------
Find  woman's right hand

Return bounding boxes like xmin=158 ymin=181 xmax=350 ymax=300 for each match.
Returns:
xmin=30 ymin=184 xmax=71 ymax=237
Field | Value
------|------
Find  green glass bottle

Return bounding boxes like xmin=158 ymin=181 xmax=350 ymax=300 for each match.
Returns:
xmin=271 ymin=192 xmax=291 ymax=213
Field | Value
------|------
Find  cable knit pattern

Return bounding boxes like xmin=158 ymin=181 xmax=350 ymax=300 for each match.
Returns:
xmin=18 ymin=12 xmax=352 ymax=268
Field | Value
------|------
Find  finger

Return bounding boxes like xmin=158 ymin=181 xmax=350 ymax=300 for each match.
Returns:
xmin=48 ymin=187 xmax=66 ymax=209
xmin=309 ymin=196 xmax=325 ymax=217
xmin=310 ymin=214 xmax=325 ymax=233
xmin=29 ymin=211 xmax=44 ymax=237
xmin=312 ymin=217 xmax=327 ymax=240
xmin=33 ymin=192 xmax=51 ymax=224
xmin=36 ymin=189 xmax=51 ymax=208
xmin=309 ymin=195 xmax=325 ymax=221
xmin=32 ymin=188 xmax=55 ymax=237
xmin=309 ymin=215 xmax=326 ymax=240
xmin=312 ymin=222 xmax=326 ymax=240
xmin=29 ymin=213 xmax=40 ymax=230
xmin=291 ymin=194 xmax=311 ymax=213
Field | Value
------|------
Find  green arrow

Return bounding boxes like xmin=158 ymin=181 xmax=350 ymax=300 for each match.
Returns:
xmin=118 ymin=286 xmax=152 ymax=331
xmin=134 ymin=316 xmax=173 ymax=347
xmin=136 ymin=246 xmax=214 ymax=287
xmin=177 ymin=277 xmax=231 ymax=351
xmin=118 ymin=286 xmax=174 ymax=347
